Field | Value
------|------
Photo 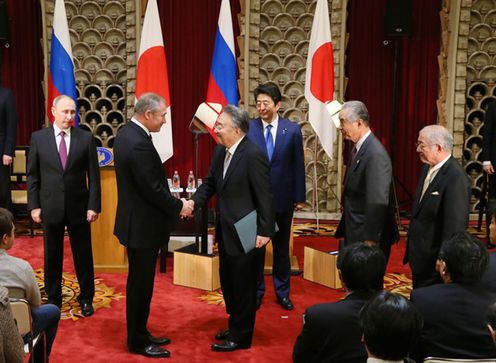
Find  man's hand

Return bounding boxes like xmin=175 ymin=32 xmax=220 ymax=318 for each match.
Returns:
xmin=180 ymin=198 xmax=194 ymax=218
xmin=484 ymin=163 xmax=495 ymax=175
xmin=31 ymin=208 xmax=42 ymax=223
xmin=256 ymin=235 xmax=271 ymax=248
xmin=87 ymin=210 xmax=99 ymax=222
xmin=2 ymin=155 xmax=12 ymax=166
xmin=294 ymin=203 xmax=305 ymax=211
xmin=363 ymin=240 xmax=378 ymax=247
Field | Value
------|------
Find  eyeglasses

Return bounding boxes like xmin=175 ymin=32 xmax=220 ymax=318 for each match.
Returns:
xmin=415 ymin=141 xmax=435 ymax=150
xmin=213 ymin=122 xmax=234 ymax=131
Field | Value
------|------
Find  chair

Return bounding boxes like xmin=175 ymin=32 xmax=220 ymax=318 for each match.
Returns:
xmin=10 ymin=146 xmax=35 ymax=237
xmin=0 ymin=286 xmax=23 ymax=363
xmin=424 ymin=358 xmax=496 ymax=363
xmin=9 ymin=298 xmax=46 ymax=363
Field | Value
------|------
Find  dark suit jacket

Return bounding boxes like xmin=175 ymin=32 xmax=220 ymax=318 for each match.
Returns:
xmin=482 ymin=101 xmax=496 ymax=165
xmin=27 ymin=126 xmax=101 ymax=224
xmin=0 ymin=87 xmax=16 ymax=157
xmin=411 ymin=283 xmax=496 ymax=361
xmin=192 ymin=137 xmax=275 ymax=256
xmin=246 ymin=117 xmax=306 ymax=213
xmin=481 ymin=252 xmax=496 ymax=293
xmin=335 ymin=133 xmax=399 ymax=245
xmin=292 ymin=292 xmax=372 ymax=363
xmin=113 ymin=121 xmax=182 ymax=249
xmin=405 ymin=157 xmax=470 ymax=275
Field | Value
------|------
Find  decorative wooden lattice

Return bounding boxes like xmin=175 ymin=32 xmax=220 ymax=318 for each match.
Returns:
xmin=465 ymin=0 xmax=496 ymax=211
xmin=45 ymin=0 xmax=127 ymax=148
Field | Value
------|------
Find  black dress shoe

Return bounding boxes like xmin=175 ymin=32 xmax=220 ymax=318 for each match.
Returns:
xmin=80 ymin=301 xmax=94 ymax=317
xmin=130 ymin=344 xmax=170 ymax=358
xmin=148 ymin=335 xmax=171 ymax=345
xmin=215 ymin=329 xmax=230 ymax=340
xmin=278 ymin=297 xmax=294 ymax=310
xmin=211 ymin=340 xmax=250 ymax=352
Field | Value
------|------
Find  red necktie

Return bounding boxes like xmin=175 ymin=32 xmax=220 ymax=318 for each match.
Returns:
xmin=59 ymin=131 xmax=67 ymax=169
xmin=351 ymin=146 xmax=357 ymax=160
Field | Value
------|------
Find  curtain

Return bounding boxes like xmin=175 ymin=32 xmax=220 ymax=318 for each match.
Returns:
xmin=345 ymin=0 xmax=441 ymax=212
xmin=157 ymin=0 xmax=240 ymax=180
xmin=0 ymin=0 xmax=44 ymax=146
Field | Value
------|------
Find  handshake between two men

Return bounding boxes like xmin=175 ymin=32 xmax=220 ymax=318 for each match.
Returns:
xmin=179 ymin=198 xmax=195 ymax=218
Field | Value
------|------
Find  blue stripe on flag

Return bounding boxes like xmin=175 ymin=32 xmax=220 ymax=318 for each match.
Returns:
xmin=210 ymin=27 xmax=238 ymax=106
xmin=49 ymin=31 xmax=79 ymax=125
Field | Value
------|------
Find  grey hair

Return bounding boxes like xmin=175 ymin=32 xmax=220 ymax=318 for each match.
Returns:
xmin=135 ymin=93 xmax=166 ymax=115
xmin=222 ymin=104 xmax=249 ymax=133
xmin=420 ymin=125 xmax=453 ymax=152
xmin=341 ymin=100 xmax=369 ymax=125
xmin=53 ymin=95 xmax=75 ymax=107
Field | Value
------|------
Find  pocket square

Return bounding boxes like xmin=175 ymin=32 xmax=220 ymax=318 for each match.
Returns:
xmin=431 ymin=191 xmax=440 ymax=195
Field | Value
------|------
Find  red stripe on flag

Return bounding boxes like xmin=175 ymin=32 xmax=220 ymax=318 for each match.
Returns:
xmin=46 ymin=73 xmax=61 ymax=123
xmin=136 ymin=46 xmax=170 ymax=104
xmin=206 ymin=73 xmax=228 ymax=106
xmin=310 ymin=42 xmax=334 ymax=103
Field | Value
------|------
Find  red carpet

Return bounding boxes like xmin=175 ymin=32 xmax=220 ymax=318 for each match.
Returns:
xmin=10 ymin=234 xmax=410 ymax=362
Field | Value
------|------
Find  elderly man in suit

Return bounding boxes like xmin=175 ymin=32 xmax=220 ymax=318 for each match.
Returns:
xmin=113 ymin=93 xmax=190 ymax=359
xmin=190 ymin=104 xmax=275 ymax=352
xmin=0 ymin=87 xmax=17 ymax=211
xmin=246 ymin=82 xmax=306 ymax=311
xmin=27 ymin=94 xmax=100 ymax=316
xmin=335 ymin=100 xmax=399 ymax=260
xmin=404 ymin=124 xmax=470 ymax=288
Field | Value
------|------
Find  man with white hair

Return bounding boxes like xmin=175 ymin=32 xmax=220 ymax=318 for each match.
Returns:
xmin=404 ymin=125 xmax=470 ymax=288
xmin=335 ymin=100 xmax=399 ymax=260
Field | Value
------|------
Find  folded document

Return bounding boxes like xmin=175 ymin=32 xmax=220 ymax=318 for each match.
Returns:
xmin=234 ymin=210 xmax=278 ymax=254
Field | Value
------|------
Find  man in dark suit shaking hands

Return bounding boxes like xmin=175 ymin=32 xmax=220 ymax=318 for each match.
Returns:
xmin=247 ymin=82 xmax=306 ymax=311
xmin=27 ymin=95 xmax=101 ymax=316
xmin=190 ymin=105 xmax=275 ymax=352
xmin=335 ymin=101 xmax=399 ymax=260
xmin=113 ymin=93 xmax=190 ymax=359
xmin=405 ymin=125 xmax=470 ymax=288
xmin=0 ymin=87 xmax=17 ymax=211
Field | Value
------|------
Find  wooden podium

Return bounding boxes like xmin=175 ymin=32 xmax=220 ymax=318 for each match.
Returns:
xmin=91 ymin=166 xmax=128 ymax=273
xmin=303 ymin=246 xmax=342 ymax=289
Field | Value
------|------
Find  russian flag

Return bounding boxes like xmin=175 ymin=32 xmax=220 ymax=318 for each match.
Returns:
xmin=305 ymin=0 xmax=335 ymax=158
xmin=136 ymin=0 xmax=173 ymax=162
xmin=205 ymin=0 xmax=238 ymax=140
xmin=47 ymin=0 xmax=78 ymax=126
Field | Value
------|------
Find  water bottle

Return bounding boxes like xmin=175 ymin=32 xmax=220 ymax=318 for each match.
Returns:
xmin=187 ymin=170 xmax=196 ymax=190
xmin=172 ymin=170 xmax=180 ymax=190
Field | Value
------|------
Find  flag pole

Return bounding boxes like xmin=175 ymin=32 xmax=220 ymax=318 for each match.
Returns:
xmin=313 ymin=136 xmax=320 ymax=231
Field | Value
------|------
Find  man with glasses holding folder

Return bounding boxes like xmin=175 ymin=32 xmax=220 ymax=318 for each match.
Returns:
xmin=189 ymin=104 xmax=275 ymax=352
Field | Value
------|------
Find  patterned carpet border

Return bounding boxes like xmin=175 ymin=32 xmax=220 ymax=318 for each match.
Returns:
xmin=292 ymin=222 xmax=487 ymax=239
xmin=34 ymin=268 xmax=123 ymax=321
xmin=198 ymin=272 xmax=413 ymax=306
